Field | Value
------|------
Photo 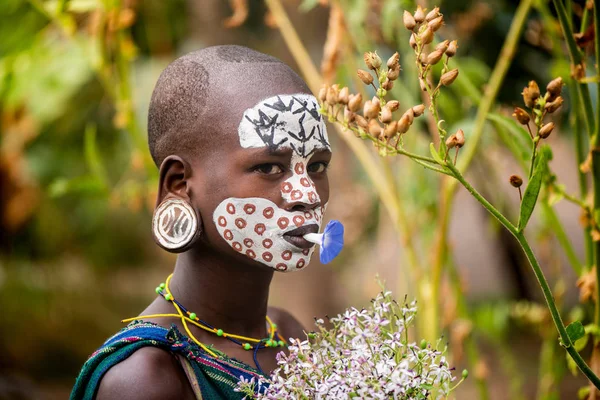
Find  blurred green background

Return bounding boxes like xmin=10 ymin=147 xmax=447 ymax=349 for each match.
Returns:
xmin=0 ymin=0 xmax=596 ymax=398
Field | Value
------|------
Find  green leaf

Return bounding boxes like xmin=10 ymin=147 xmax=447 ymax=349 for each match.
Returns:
xmin=84 ymin=123 xmax=108 ymax=185
xmin=517 ymin=148 xmax=548 ymax=232
xmin=567 ymin=321 xmax=586 ymax=343
xmin=48 ymin=176 xmax=107 ymax=198
xmin=429 ymin=143 xmax=445 ymax=165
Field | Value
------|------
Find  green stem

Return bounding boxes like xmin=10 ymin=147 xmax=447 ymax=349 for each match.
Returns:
xmin=592 ymin=0 xmax=600 ymax=328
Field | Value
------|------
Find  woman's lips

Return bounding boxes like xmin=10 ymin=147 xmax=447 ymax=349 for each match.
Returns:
xmin=283 ymin=224 xmax=319 ymax=249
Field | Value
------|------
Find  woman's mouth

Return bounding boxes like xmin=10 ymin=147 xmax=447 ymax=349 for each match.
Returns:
xmin=283 ymin=224 xmax=319 ymax=249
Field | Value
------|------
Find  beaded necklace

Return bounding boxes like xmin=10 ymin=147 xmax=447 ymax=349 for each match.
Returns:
xmin=122 ymin=274 xmax=287 ymax=374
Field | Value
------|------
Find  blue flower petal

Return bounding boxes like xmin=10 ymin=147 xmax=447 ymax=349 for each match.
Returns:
xmin=320 ymin=220 xmax=344 ymax=264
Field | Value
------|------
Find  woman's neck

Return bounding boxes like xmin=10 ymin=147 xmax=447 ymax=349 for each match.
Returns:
xmin=167 ymin=247 xmax=275 ymax=338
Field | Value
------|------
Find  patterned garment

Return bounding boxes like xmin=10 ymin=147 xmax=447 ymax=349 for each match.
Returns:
xmin=70 ymin=321 xmax=268 ymax=400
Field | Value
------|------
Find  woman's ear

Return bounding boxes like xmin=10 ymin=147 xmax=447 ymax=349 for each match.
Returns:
xmin=156 ymin=155 xmax=192 ymax=207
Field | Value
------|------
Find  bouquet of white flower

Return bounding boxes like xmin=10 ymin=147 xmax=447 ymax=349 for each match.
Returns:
xmin=236 ymin=290 xmax=465 ymax=399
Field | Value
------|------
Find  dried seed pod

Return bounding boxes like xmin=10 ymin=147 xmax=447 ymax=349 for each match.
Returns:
xmin=368 ymin=119 xmax=382 ymax=136
xmin=522 ymin=81 xmax=540 ymax=108
xmin=544 ymin=96 xmax=563 ymax=113
xmin=403 ymin=11 xmax=416 ymax=31
xmin=412 ymin=104 xmax=426 ymax=116
xmin=455 ymin=128 xmax=465 ymax=147
xmin=440 ymin=68 xmax=459 ymax=86
xmin=357 ymin=69 xmax=374 ymax=85
xmin=338 ymin=87 xmax=350 ymax=105
xmin=397 ymin=115 xmax=411 ymax=134
xmin=427 ymin=49 xmax=444 ymax=65
xmin=402 ymin=108 xmax=415 ymax=125
xmin=387 ymin=52 xmax=400 ymax=69
xmin=419 ymin=78 xmax=428 ymax=91
xmin=344 ymin=108 xmax=355 ymax=123
xmin=355 ymin=115 xmax=368 ymax=129
xmin=435 ymin=40 xmax=450 ymax=53
xmin=445 ymin=40 xmax=458 ymax=57
xmin=512 ymin=107 xmax=531 ymax=125
xmin=384 ymin=121 xmax=398 ymax=138
xmin=326 ymin=85 xmax=339 ymax=105
xmin=348 ymin=93 xmax=363 ymax=112
xmin=387 ymin=100 xmax=400 ymax=112
xmin=414 ymin=6 xmax=425 ymax=23
xmin=539 ymin=122 xmax=555 ymax=139
xmin=363 ymin=100 xmax=377 ymax=120
xmin=445 ymin=134 xmax=458 ymax=149
xmin=382 ymin=79 xmax=394 ymax=90
xmin=546 ymin=77 xmax=563 ymax=99
xmin=428 ymin=15 xmax=444 ymax=32
xmin=419 ymin=51 xmax=429 ymax=65
xmin=421 ymin=26 xmax=434 ymax=44
xmin=318 ymin=85 xmax=327 ymax=102
xmin=425 ymin=7 xmax=440 ymax=22
xmin=381 ymin=106 xmax=393 ymax=123
xmin=409 ymin=33 xmax=417 ymax=49
xmin=387 ymin=66 xmax=400 ymax=81
xmin=364 ymin=52 xmax=382 ymax=70
xmin=509 ymin=175 xmax=523 ymax=188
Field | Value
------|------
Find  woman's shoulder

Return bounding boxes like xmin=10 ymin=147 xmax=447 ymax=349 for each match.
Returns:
xmin=267 ymin=306 xmax=306 ymax=342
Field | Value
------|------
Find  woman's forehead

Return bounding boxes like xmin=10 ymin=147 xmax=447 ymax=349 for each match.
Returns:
xmin=237 ymin=94 xmax=331 ymax=156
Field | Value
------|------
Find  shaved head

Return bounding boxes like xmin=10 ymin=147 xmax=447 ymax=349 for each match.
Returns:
xmin=147 ymin=45 xmax=311 ymax=166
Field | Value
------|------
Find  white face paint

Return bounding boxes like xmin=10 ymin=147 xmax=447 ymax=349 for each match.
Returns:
xmin=213 ymin=94 xmax=330 ymax=272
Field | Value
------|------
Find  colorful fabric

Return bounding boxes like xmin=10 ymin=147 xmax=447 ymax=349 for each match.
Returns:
xmin=70 ymin=320 xmax=268 ymax=400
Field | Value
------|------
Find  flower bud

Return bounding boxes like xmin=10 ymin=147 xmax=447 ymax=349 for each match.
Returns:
xmin=445 ymin=40 xmax=458 ymax=57
xmin=368 ymin=119 xmax=382 ymax=136
xmin=355 ymin=115 xmax=368 ymax=129
xmin=403 ymin=11 xmax=416 ymax=30
xmin=522 ymin=80 xmax=540 ymax=108
xmin=387 ymin=52 xmax=400 ymax=69
xmin=409 ymin=33 xmax=417 ymax=49
xmin=326 ymin=85 xmax=339 ymax=105
xmin=387 ymin=100 xmax=400 ymax=112
xmin=512 ymin=107 xmax=530 ymax=125
xmin=440 ymin=68 xmax=459 ymax=86
xmin=382 ymin=79 xmax=394 ymax=90
xmin=364 ymin=52 xmax=382 ymax=70
xmin=427 ymin=15 xmax=444 ymax=32
xmin=387 ymin=66 xmax=400 ymax=81
xmin=318 ymin=85 xmax=327 ymax=103
xmin=426 ymin=49 xmax=444 ymax=65
xmin=455 ymin=128 xmax=465 ymax=148
xmin=344 ymin=108 xmax=355 ymax=123
xmin=435 ymin=40 xmax=449 ymax=53
xmin=539 ymin=122 xmax=554 ymax=139
xmin=397 ymin=115 xmax=411 ymax=134
xmin=381 ymin=106 xmax=393 ymax=123
xmin=544 ymin=96 xmax=563 ymax=113
xmin=420 ymin=26 xmax=434 ymax=44
xmin=402 ymin=108 xmax=415 ymax=125
xmin=348 ymin=93 xmax=362 ymax=112
xmin=338 ymin=87 xmax=349 ymax=105
xmin=425 ymin=7 xmax=440 ymax=22
xmin=412 ymin=104 xmax=426 ymax=116
xmin=546 ymin=77 xmax=563 ymax=98
xmin=384 ymin=121 xmax=398 ymax=138
xmin=445 ymin=134 xmax=457 ymax=149
xmin=509 ymin=175 xmax=523 ymax=188
xmin=414 ymin=6 xmax=425 ymax=23
xmin=357 ymin=69 xmax=374 ymax=85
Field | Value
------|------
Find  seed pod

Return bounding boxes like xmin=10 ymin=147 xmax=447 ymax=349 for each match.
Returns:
xmin=357 ymin=69 xmax=374 ymax=85
xmin=539 ymin=122 xmax=554 ymax=139
xmin=348 ymin=93 xmax=363 ymax=112
xmin=403 ymin=11 xmax=416 ymax=30
xmin=397 ymin=115 xmax=411 ymax=134
xmin=435 ymin=40 xmax=449 ymax=53
xmin=546 ymin=77 xmax=563 ymax=98
xmin=419 ymin=78 xmax=428 ymax=91
xmin=512 ymin=107 xmax=531 ymax=125
xmin=381 ymin=106 xmax=393 ymax=123
xmin=318 ymin=86 xmax=327 ymax=102
xmin=384 ymin=121 xmax=398 ymax=138
xmin=355 ymin=115 xmax=368 ymax=129
xmin=326 ymin=85 xmax=339 ymax=105
xmin=428 ymin=15 xmax=444 ymax=32
xmin=427 ymin=49 xmax=444 ymax=65
xmin=414 ymin=6 xmax=425 ymax=23
xmin=544 ymin=96 xmax=563 ymax=113
xmin=421 ymin=26 xmax=434 ymax=44
xmin=338 ymin=87 xmax=349 ymax=105
xmin=368 ymin=119 xmax=382 ymax=136
xmin=344 ymin=108 xmax=355 ymax=123
xmin=387 ymin=100 xmax=400 ymax=112
xmin=412 ymin=104 xmax=426 ymax=116
xmin=382 ymin=79 xmax=394 ymax=90
xmin=419 ymin=51 xmax=428 ymax=65
xmin=364 ymin=52 xmax=382 ymax=70
xmin=387 ymin=66 xmax=400 ymax=81
xmin=440 ymin=68 xmax=459 ymax=86
xmin=445 ymin=40 xmax=458 ymax=57
xmin=387 ymin=52 xmax=400 ymax=69
xmin=363 ymin=100 xmax=377 ymax=120
xmin=425 ymin=7 xmax=440 ymax=22
xmin=522 ymin=80 xmax=540 ymax=108
xmin=409 ymin=33 xmax=417 ymax=49
xmin=455 ymin=128 xmax=465 ymax=148
xmin=509 ymin=175 xmax=523 ymax=188
xmin=445 ymin=134 xmax=457 ymax=149
xmin=402 ymin=108 xmax=415 ymax=125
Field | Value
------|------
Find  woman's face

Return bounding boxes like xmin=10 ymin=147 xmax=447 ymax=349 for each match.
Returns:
xmin=198 ymin=94 xmax=331 ymax=272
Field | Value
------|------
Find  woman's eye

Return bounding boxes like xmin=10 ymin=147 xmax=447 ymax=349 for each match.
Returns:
xmin=254 ymin=164 xmax=283 ymax=175
xmin=307 ymin=162 xmax=328 ymax=173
